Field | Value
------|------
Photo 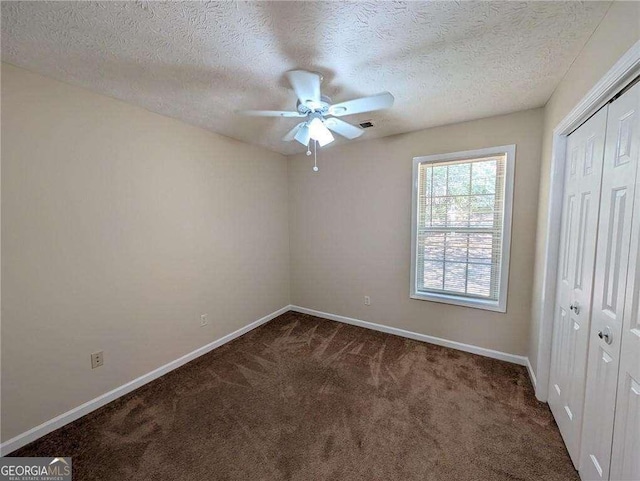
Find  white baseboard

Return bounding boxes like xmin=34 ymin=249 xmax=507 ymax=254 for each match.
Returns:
xmin=0 ymin=305 xmax=290 ymax=456
xmin=290 ymin=305 xmax=529 ymax=367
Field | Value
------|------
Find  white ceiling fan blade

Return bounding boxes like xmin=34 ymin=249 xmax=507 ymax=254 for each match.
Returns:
xmin=294 ymin=123 xmax=311 ymax=146
xmin=328 ymin=92 xmax=394 ymax=117
xmin=283 ymin=123 xmax=305 ymax=141
xmin=324 ymin=118 xmax=365 ymax=139
xmin=286 ymin=70 xmax=321 ymax=107
xmin=237 ymin=110 xmax=304 ymax=117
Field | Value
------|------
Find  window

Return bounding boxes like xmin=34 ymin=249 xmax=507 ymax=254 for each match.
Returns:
xmin=410 ymin=145 xmax=515 ymax=312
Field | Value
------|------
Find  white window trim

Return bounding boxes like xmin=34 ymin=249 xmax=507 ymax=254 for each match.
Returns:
xmin=410 ymin=144 xmax=516 ymax=312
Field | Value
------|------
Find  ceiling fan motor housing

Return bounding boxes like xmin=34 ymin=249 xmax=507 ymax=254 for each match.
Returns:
xmin=296 ymin=95 xmax=332 ymax=116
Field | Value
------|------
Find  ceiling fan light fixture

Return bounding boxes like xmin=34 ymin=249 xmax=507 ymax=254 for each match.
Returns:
xmin=316 ymin=131 xmax=334 ymax=147
xmin=308 ymin=117 xmax=334 ymax=147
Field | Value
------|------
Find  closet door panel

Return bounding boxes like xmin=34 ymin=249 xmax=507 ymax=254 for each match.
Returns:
xmin=549 ymin=106 xmax=608 ymax=467
xmin=581 ymin=81 xmax=640 ymax=481
xmin=610 ymin=80 xmax=640 ymax=481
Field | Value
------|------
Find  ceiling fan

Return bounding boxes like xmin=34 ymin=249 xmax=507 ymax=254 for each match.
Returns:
xmin=238 ymin=70 xmax=394 ymax=148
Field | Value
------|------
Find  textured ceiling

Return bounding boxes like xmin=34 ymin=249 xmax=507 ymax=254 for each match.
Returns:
xmin=2 ymin=1 xmax=611 ymax=155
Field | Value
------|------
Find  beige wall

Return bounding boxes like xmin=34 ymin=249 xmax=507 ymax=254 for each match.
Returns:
xmin=288 ymin=109 xmax=544 ymax=356
xmin=1 ymin=64 xmax=290 ymax=442
xmin=530 ymin=2 xmax=640 ymax=381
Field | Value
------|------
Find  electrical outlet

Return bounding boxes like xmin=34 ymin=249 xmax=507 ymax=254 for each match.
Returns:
xmin=200 ymin=314 xmax=208 ymax=327
xmin=91 ymin=351 xmax=104 ymax=369
xmin=364 ymin=296 xmax=371 ymax=306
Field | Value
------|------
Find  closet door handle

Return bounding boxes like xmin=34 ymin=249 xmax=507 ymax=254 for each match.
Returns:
xmin=598 ymin=328 xmax=613 ymax=345
xmin=570 ymin=302 xmax=580 ymax=314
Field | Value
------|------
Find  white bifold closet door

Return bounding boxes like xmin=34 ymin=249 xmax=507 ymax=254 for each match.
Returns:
xmin=580 ymin=80 xmax=639 ymax=481
xmin=609 ymin=80 xmax=640 ymax=481
xmin=610 ymin=151 xmax=640 ymax=480
xmin=549 ymin=104 xmax=608 ymax=468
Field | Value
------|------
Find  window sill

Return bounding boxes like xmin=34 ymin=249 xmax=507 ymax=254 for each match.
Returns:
xmin=410 ymin=291 xmax=506 ymax=312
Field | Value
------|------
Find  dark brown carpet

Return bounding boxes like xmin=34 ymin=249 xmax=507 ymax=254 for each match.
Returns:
xmin=11 ymin=312 xmax=577 ymax=480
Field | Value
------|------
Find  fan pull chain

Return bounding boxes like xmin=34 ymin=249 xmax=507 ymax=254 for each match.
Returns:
xmin=313 ymin=140 xmax=319 ymax=172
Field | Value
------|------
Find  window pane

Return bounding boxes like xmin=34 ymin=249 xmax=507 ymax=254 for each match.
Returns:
xmin=446 ymin=195 xmax=470 ymax=227
xmin=467 ymin=248 xmax=493 ymax=264
xmin=444 ymin=262 xmax=466 ymax=293
xmin=421 ymin=232 xmax=445 ymax=261
xmin=467 ymin=264 xmax=492 ymax=297
xmin=423 ymin=261 xmax=444 ymax=290
xmin=468 ymin=233 xmax=494 ymax=263
xmin=445 ymin=232 xmax=467 ymax=261
xmin=470 ymin=194 xmax=495 ymax=228
xmin=447 ymin=163 xmax=470 ymax=196
xmin=471 ymin=160 xmax=496 ymax=194
xmin=432 ymin=165 xmax=447 ymax=196
xmin=430 ymin=197 xmax=447 ymax=227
